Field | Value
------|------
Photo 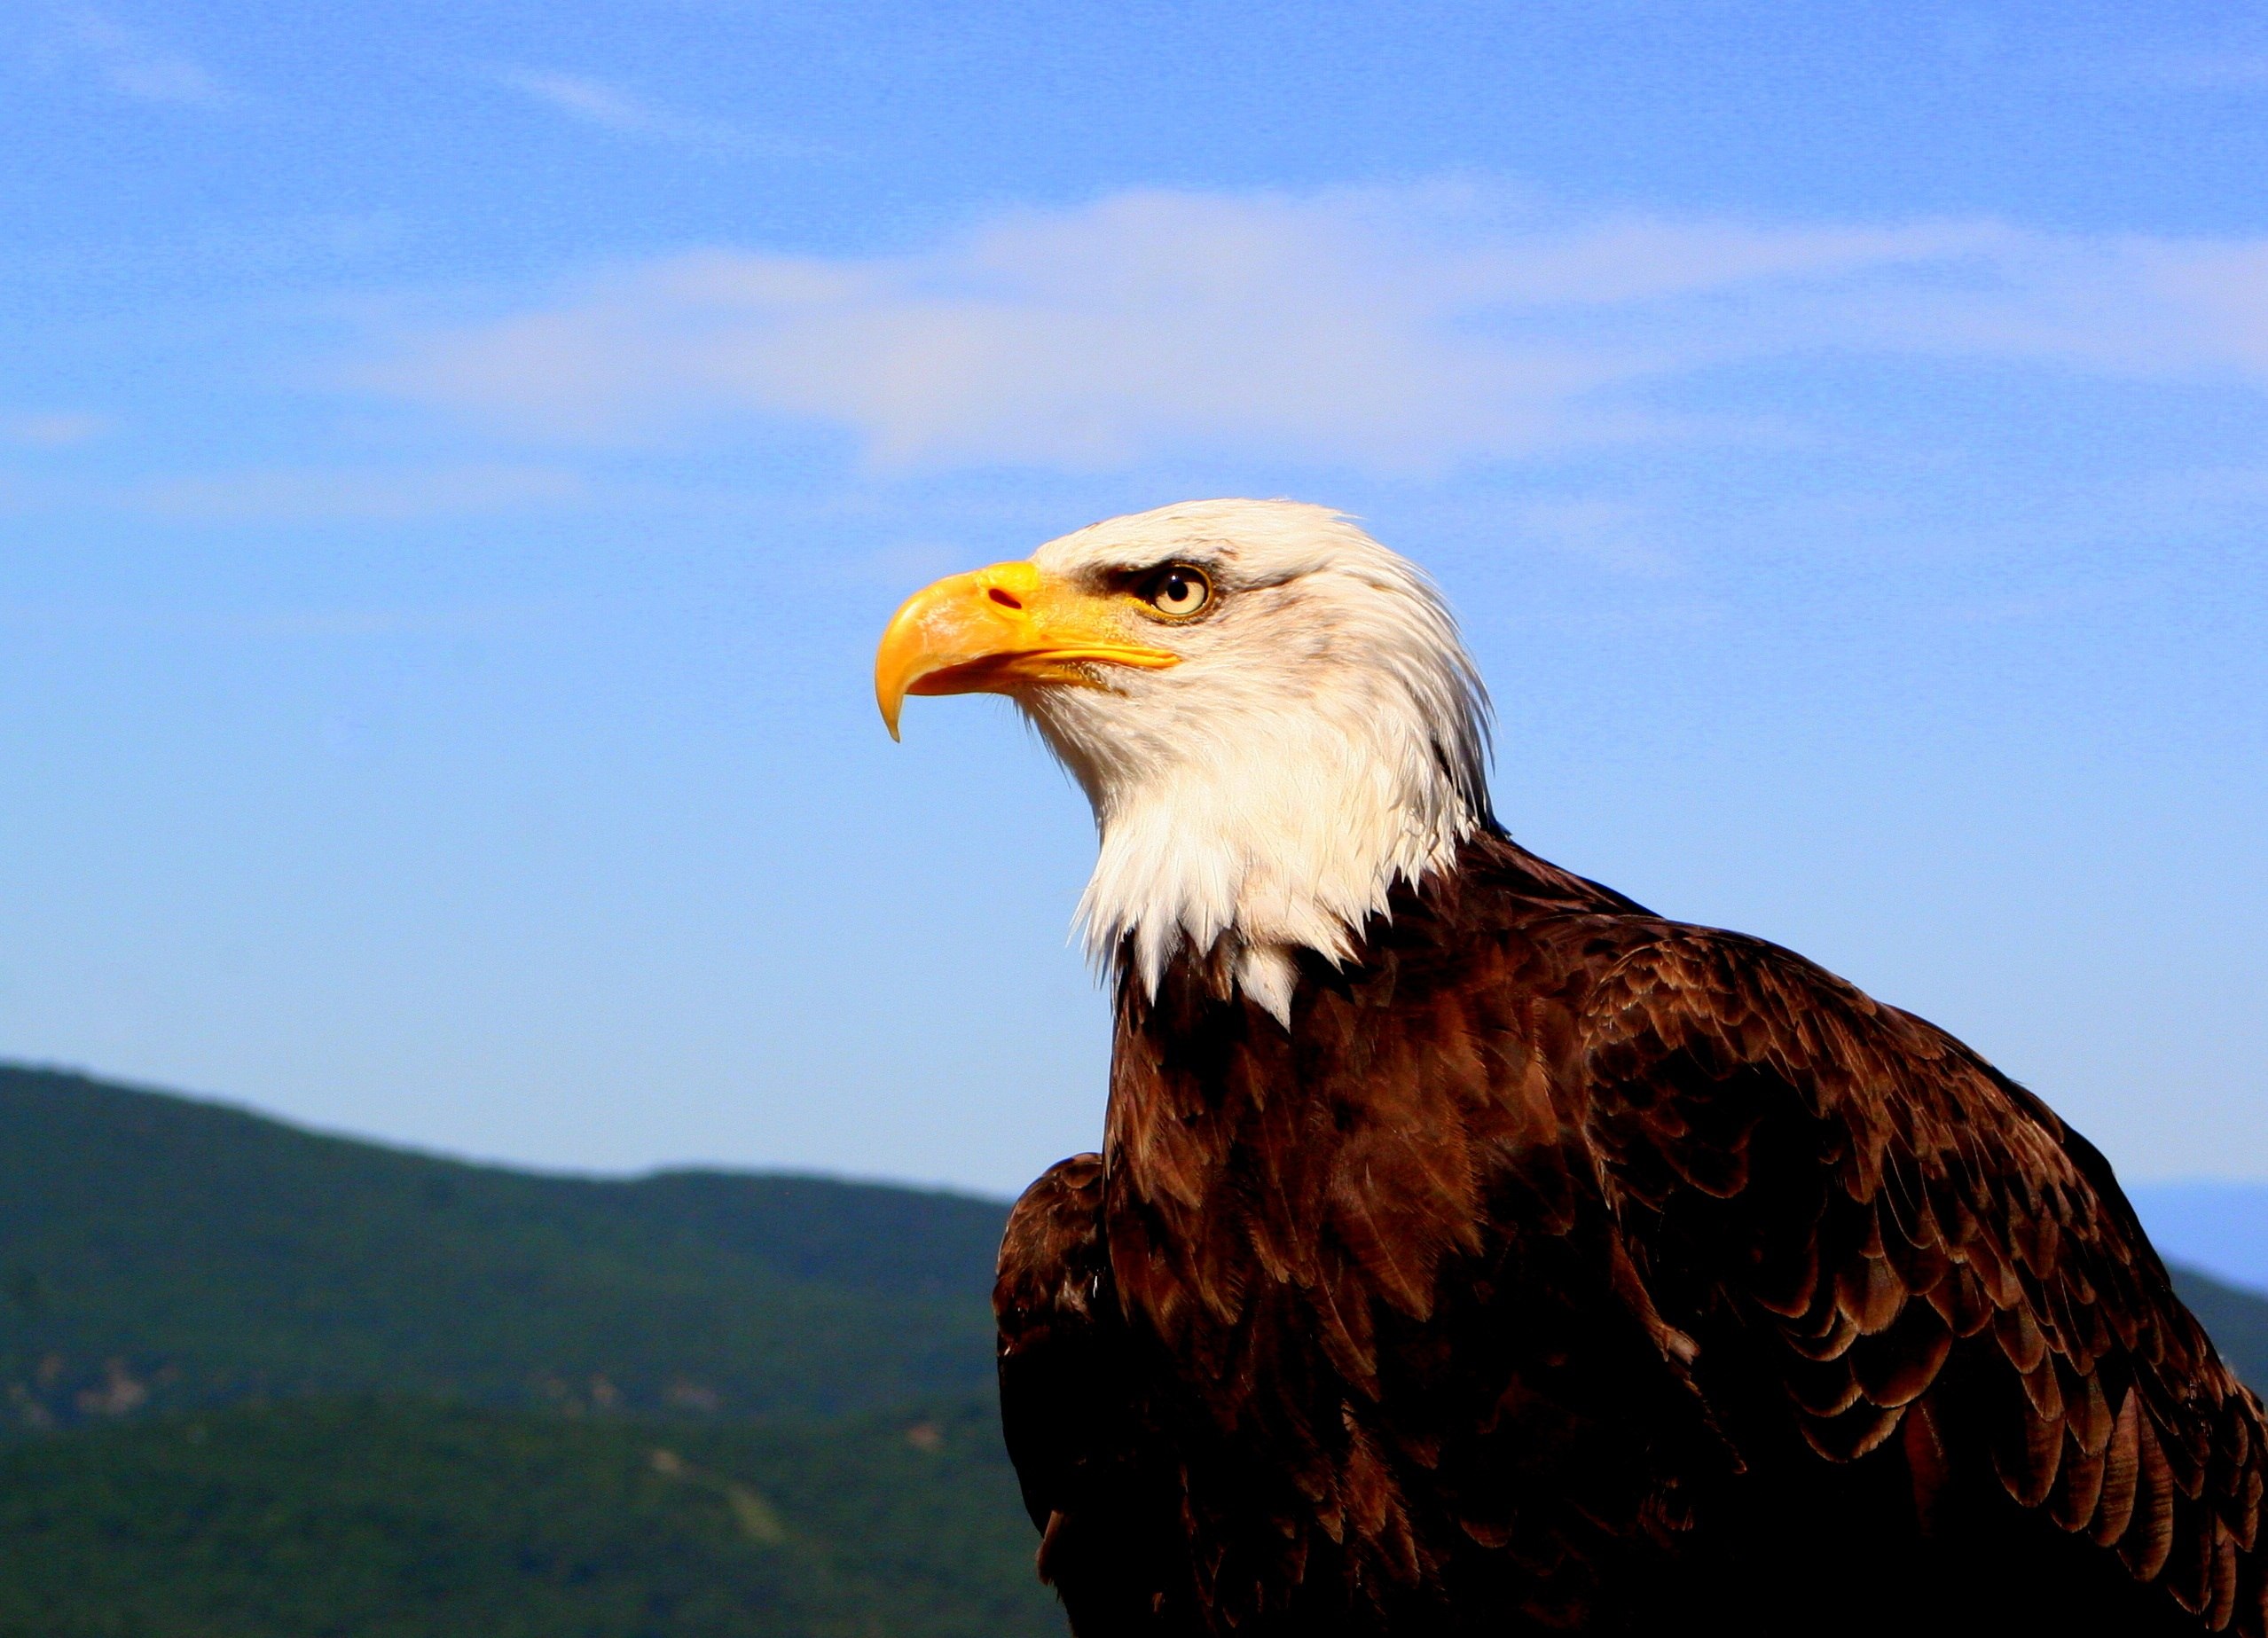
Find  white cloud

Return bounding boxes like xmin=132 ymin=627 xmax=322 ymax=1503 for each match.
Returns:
xmin=0 ymin=600 xmax=539 ymax=642
xmin=137 ymin=465 xmax=585 ymax=524
xmin=497 ymin=69 xmax=795 ymax=154
xmin=2127 ymin=54 xmax=2268 ymax=91
xmin=362 ymin=186 xmax=2268 ymax=474
xmin=1519 ymin=498 xmax=1686 ymax=579
xmin=73 ymin=12 xmax=228 ymax=107
xmin=2 ymin=411 xmax=107 ymax=447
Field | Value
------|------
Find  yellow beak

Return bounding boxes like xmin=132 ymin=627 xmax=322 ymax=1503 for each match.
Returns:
xmin=875 ymin=560 xmax=1181 ymax=739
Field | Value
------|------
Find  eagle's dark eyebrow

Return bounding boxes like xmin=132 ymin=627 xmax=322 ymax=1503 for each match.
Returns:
xmin=1093 ymin=560 xmax=1199 ymax=593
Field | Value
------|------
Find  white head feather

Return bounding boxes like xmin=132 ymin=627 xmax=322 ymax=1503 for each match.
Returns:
xmin=1016 ymin=499 xmax=1494 ymax=1025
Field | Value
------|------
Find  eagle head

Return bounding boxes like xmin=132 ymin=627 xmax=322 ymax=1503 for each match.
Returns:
xmin=876 ymin=498 xmax=1493 ymax=1023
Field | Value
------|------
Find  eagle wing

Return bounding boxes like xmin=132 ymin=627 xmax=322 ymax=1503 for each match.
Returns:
xmin=1577 ymin=925 xmax=2268 ymax=1630
xmin=996 ymin=1152 xmax=1185 ymax=1632
xmin=996 ymin=1153 xmax=1113 ymax=1536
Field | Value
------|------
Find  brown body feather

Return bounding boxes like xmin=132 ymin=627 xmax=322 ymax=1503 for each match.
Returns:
xmin=995 ymin=833 xmax=2265 ymax=1635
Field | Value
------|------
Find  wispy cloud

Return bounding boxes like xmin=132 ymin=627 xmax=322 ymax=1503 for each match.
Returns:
xmin=0 ymin=600 xmax=543 ymax=641
xmin=2 ymin=411 xmax=108 ymax=447
xmin=72 ymin=12 xmax=228 ymax=107
xmin=136 ymin=464 xmax=585 ymax=524
xmin=1518 ymin=498 xmax=1687 ymax=579
xmin=497 ymin=68 xmax=799 ymax=155
xmin=360 ymin=185 xmax=2268 ymax=475
xmin=2125 ymin=54 xmax=2268 ymax=91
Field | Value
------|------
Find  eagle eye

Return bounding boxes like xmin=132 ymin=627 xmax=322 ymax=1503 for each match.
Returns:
xmin=1140 ymin=564 xmax=1212 ymax=619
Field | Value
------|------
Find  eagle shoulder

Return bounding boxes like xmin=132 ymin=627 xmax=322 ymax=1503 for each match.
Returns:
xmin=1573 ymin=923 xmax=2268 ymax=1630
xmin=996 ymin=1153 xmax=1114 ymax=1538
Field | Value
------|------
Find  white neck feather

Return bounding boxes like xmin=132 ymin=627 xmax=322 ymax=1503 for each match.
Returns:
xmin=1070 ymin=712 xmax=1481 ymax=1024
xmin=1016 ymin=506 xmax=1493 ymax=1027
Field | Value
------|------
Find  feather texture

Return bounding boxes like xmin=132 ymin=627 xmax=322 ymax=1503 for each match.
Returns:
xmin=997 ymin=835 xmax=2266 ymax=1635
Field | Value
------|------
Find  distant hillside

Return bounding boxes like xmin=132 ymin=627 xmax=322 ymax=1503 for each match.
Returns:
xmin=0 ymin=1065 xmax=1008 ymax=1429
xmin=0 ymin=1396 xmax=1058 ymax=1638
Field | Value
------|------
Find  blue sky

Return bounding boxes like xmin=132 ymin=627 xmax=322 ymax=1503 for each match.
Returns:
xmin=2 ymin=1 xmax=2264 ymax=1195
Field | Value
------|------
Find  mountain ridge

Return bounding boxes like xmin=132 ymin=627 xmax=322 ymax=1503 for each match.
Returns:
xmin=0 ymin=1062 xmax=1007 ymax=1430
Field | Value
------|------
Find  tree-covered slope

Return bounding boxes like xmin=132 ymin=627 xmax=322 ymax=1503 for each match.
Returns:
xmin=0 ymin=1395 xmax=1058 ymax=1638
xmin=0 ymin=1065 xmax=1009 ymax=1429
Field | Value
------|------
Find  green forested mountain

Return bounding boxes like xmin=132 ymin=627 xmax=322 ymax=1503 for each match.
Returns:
xmin=0 ymin=1063 xmax=1048 ymax=1636
xmin=0 ymin=1064 xmax=1007 ymax=1428
xmin=0 ymin=1396 xmax=1056 ymax=1638
xmin=5 ymin=1061 xmax=2268 ymax=1637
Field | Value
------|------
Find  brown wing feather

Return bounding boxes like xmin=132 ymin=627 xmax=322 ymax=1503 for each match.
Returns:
xmin=1576 ymin=925 xmax=2268 ymax=1631
xmin=995 ymin=1153 xmax=1111 ymax=1536
xmin=997 ymin=1153 xmax=1201 ymax=1635
xmin=992 ymin=836 xmax=2262 ymax=1634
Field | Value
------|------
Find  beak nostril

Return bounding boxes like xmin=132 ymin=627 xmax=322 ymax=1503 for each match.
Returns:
xmin=988 ymin=587 xmax=1024 ymax=610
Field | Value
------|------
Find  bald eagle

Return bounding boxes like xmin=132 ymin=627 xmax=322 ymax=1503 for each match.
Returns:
xmin=875 ymin=500 xmax=2264 ymax=1636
